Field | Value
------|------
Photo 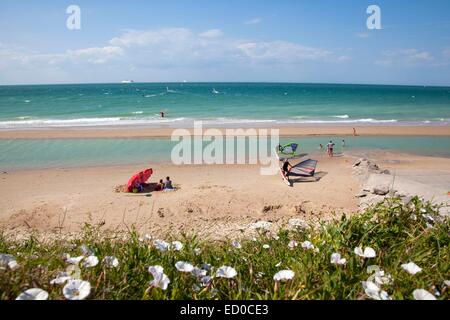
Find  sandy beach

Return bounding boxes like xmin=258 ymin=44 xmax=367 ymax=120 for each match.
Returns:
xmin=1 ymin=125 xmax=449 ymax=139
xmin=1 ymin=149 xmax=449 ymax=240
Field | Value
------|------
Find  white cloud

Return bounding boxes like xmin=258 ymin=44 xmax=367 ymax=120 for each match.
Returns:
xmin=443 ymin=48 xmax=450 ymax=58
xmin=198 ymin=29 xmax=223 ymax=38
xmin=110 ymin=28 xmax=193 ymax=47
xmin=375 ymin=49 xmax=434 ymax=66
xmin=244 ymin=18 xmax=262 ymax=25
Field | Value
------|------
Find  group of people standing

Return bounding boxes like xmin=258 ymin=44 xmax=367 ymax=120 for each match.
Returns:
xmin=319 ymin=139 xmax=346 ymax=157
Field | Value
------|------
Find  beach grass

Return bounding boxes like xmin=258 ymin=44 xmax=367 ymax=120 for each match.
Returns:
xmin=1 ymin=197 xmax=449 ymax=300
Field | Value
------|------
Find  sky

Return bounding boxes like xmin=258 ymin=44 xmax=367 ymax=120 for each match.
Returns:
xmin=0 ymin=0 xmax=450 ymax=85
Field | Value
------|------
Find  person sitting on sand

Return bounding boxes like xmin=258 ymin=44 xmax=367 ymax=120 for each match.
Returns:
xmin=164 ymin=176 xmax=174 ymax=190
xmin=327 ymin=140 xmax=335 ymax=157
xmin=282 ymin=158 xmax=292 ymax=177
xmin=154 ymin=179 xmax=164 ymax=191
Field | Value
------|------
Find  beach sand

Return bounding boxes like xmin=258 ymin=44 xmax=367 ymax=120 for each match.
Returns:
xmin=0 ymin=125 xmax=449 ymax=139
xmin=1 ymin=150 xmax=449 ymax=240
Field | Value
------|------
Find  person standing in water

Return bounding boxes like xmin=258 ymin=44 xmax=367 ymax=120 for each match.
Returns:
xmin=160 ymin=111 xmax=165 ymax=118
xmin=327 ymin=140 xmax=335 ymax=157
xmin=353 ymin=128 xmax=357 ymax=136
xmin=342 ymin=139 xmax=346 ymax=148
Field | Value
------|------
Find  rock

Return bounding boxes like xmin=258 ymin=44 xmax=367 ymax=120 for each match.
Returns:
xmin=380 ymin=169 xmax=391 ymax=175
xmin=372 ymin=186 xmax=390 ymax=196
xmin=355 ymin=191 xmax=368 ymax=198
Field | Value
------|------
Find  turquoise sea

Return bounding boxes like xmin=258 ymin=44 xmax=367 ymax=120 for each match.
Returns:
xmin=0 ymin=83 xmax=449 ymax=128
xmin=1 ymin=83 xmax=449 ymax=170
xmin=1 ymin=136 xmax=449 ymax=171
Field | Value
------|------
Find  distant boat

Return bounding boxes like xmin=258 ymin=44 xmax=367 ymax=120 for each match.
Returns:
xmin=121 ymin=80 xmax=134 ymax=84
xmin=212 ymin=88 xmax=219 ymax=94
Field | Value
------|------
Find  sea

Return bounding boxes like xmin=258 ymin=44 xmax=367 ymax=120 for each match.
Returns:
xmin=0 ymin=83 xmax=449 ymax=170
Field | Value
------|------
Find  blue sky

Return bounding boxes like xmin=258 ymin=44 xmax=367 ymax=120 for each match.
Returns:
xmin=1 ymin=0 xmax=449 ymax=85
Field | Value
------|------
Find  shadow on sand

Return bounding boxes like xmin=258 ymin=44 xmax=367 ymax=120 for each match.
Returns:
xmin=287 ymin=171 xmax=328 ymax=187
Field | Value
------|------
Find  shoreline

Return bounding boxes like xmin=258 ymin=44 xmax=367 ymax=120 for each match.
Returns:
xmin=1 ymin=125 xmax=450 ymax=139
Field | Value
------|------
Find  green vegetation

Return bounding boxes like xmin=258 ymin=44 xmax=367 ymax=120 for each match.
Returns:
xmin=1 ymin=197 xmax=449 ymax=300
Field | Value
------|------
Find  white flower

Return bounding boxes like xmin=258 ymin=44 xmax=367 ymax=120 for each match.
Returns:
xmin=330 ymin=253 xmax=347 ymax=265
xmin=200 ymin=276 xmax=212 ymax=286
xmin=262 ymin=244 xmax=270 ymax=249
xmin=150 ymin=272 xmax=170 ymax=290
xmin=288 ymin=240 xmax=298 ymax=249
xmin=194 ymin=248 xmax=202 ymax=255
xmin=216 ymin=266 xmax=237 ymax=279
xmin=175 ymin=261 xmax=194 ymax=272
xmin=361 ymin=281 xmax=391 ymax=300
xmin=144 ymin=234 xmax=152 ymax=241
xmin=103 ymin=256 xmax=119 ymax=268
xmin=354 ymin=247 xmax=376 ymax=258
xmin=171 ymin=241 xmax=183 ymax=251
xmin=273 ymin=235 xmax=280 ymax=240
xmin=288 ymin=218 xmax=306 ymax=227
xmin=63 ymin=279 xmax=91 ymax=300
xmin=50 ymin=272 xmax=72 ymax=285
xmin=401 ymin=262 xmax=422 ymax=275
xmin=65 ymin=255 xmax=84 ymax=265
xmin=301 ymin=241 xmax=315 ymax=250
xmin=250 ymin=221 xmax=272 ymax=230
xmin=0 ymin=253 xmax=19 ymax=270
xmin=148 ymin=265 xmax=164 ymax=275
xmin=232 ymin=240 xmax=242 ymax=249
xmin=80 ymin=245 xmax=94 ymax=256
xmin=413 ymin=289 xmax=436 ymax=300
xmin=192 ymin=267 xmax=207 ymax=277
xmin=153 ymin=239 xmax=170 ymax=251
xmin=82 ymin=256 xmax=99 ymax=268
xmin=273 ymin=270 xmax=295 ymax=282
xmin=374 ymin=270 xmax=393 ymax=285
xmin=16 ymin=288 xmax=48 ymax=300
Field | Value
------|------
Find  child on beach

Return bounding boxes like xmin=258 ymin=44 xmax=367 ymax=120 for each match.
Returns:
xmin=164 ymin=176 xmax=174 ymax=190
xmin=155 ymin=179 xmax=164 ymax=191
xmin=327 ymin=141 xmax=335 ymax=157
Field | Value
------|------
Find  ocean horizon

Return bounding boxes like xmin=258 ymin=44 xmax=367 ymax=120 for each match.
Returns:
xmin=0 ymin=82 xmax=449 ymax=129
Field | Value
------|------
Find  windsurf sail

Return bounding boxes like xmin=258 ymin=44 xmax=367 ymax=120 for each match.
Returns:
xmin=289 ymin=159 xmax=318 ymax=177
xmin=277 ymin=142 xmax=299 ymax=156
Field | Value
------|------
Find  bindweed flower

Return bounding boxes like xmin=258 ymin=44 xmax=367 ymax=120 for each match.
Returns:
xmin=262 ymin=244 xmax=270 ymax=249
xmin=194 ymin=248 xmax=202 ymax=255
xmin=249 ymin=221 xmax=272 ymax=230
xmin=63 ymin=279 xmax=91 ymax=300
xmin=354 ymin=247 xmax=376 ymax=258
xmin=361 ymin=281 xmax=391 ymax=300
xmin=273 ymin=235 xmax=280 ymax=240
xmin=175 ymin=261 xmax=194 ymax=273
xmin=232 ymin=240 xmax=242 ymax=249
xmin=301 ymin=241 xmax=315 ymax=250
xmin=413 ymin=289 xmax=436 ymax=300
xmin=273 ymin=270 xmax=295 ymax=282
xmin=401 ymin=262 xmax=422 ymax=275
xmin=50 ymin=272 xmax=72 ymax=285
xmin=202 ymin=263 xmax=212 ymax=271
xmin=216 ymin=266 xmax=237 ymax=279
xmin=200 ymin=276 xmax=212 ymax=286
xmin=82 ymin=256 xmax=99 ymax=268
xmin=153 ymin=239 xmax=170 ymax=251
xmin=288 ymin=240 xmax=298 ymax=249
xmin=288 ymin=218 xmax=306 ymax=228
xmin=150 ymin=272 xmax=170 ymax=290
xmin=16 ymin=288 xmax=48 ymax=300
xmin=80 ymin=245 xmax=94 ymax=256
xmin=191 ymin=267 xmax=207 ymax=277
xmin=103 ymin=256 xmax=119 ymax=268
xmin=0 ymin=253 xmax=19 ymax=270
xmin=171 ymin=241 xmax=183 ymax=251
xmin=65 ymin=255 xmax=84 ymax=265
xmin=330 ymin=253 xmax=347 ymax=265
